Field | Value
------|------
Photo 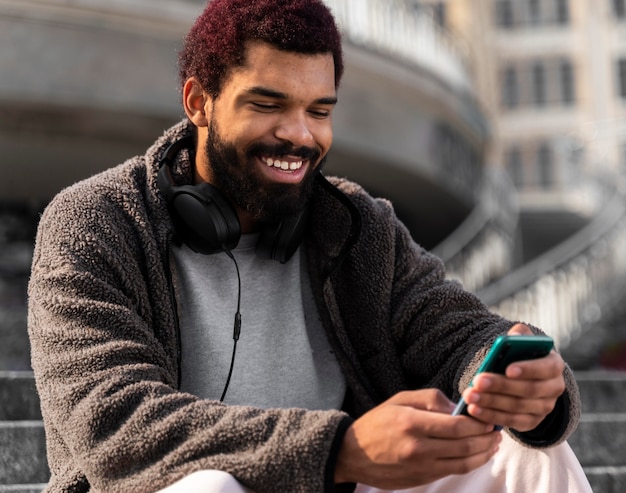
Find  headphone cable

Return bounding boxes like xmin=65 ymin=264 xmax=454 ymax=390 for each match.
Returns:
xmin=220 ymin=248 xmax=242 ymax=402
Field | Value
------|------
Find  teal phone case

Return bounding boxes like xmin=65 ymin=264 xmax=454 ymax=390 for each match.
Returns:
xmin=452 ymin=335 xmax=554 ymax=420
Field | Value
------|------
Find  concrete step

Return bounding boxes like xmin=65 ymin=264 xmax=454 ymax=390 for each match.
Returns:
xmin=569 ymin=413 xmax=626 ymax=467
xmin=0 ymin=274 xmax=31 ymax=372
xmin=570 ymin=370 xmax=626 ymax=493
xmin=1 ymin=371 xmax=625 ymax=490
xmin=3 ymin=370 xmax=624 ymax=422
xmin=4 ymin=418 xmax=623 ymax=492
xmin=0 ymin=373 xmax=48 ymax=488
xmin=583 ymin=466 xmax=626 ymax=493
xmin=0 ymin=422 xmax=49 ymax=485
xmin=575 ymin=370 xmax=626 ymax=414
xmin=0 ymin=372 xmax=41 ymax=421
xmin=0 ymin=205 xmax=35 ymax=374
xmin=0 ymin=485 xmax=47 ymax=493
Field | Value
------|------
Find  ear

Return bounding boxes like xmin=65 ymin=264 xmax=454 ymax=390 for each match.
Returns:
xmin=183 ymin=77 xmax=210 ymax=127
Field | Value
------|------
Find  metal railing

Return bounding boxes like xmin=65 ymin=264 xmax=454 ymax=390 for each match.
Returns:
xmin=476 ymin=182 xmax=626 ymax=349
xmin=433 ymin=168 xmax=519 ymax=293
xmin=434 ymin=163 xmax=626 ymax=352
xmin=323 ymin=0 xmax=472 ymax=92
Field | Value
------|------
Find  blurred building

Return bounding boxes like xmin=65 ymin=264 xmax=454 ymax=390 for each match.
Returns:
xmin=412 ymin=0 xmax=626 ymax=361
xmin=421 ymin=0 xmax=626 ymax=213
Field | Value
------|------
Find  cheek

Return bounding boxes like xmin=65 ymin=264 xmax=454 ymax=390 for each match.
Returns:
xmin=316 ymin=125 xmax=333 ymax=156
xmin=233 ymin=121 xmax=274 ymax=149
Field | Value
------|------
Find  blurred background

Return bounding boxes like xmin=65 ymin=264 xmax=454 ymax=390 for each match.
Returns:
xmin=1 ymin=0 xmax=625 ymax=491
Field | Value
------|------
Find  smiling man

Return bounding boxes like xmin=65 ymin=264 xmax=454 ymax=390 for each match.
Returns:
xmin=185 ymin=41 xmax=336 ymax=229
xmin=27 ymin=1 xmax=591 ymax=493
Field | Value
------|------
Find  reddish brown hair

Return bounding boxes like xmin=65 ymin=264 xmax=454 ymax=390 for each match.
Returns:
xmin=178 ymin=0 xmax=344 ymax=97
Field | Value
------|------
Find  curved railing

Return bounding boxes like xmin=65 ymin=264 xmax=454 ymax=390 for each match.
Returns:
xmin=323 ymin=0 xmax=472 ymax=92
xmin=432 ymin=167 xmax=520 ymax=293
xmin=476 ymin=181 xmax=626 ymax=350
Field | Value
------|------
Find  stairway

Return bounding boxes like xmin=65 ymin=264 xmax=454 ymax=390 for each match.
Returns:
xmin=1 ymin=369 xmax=626 ymax=492
xmin=0 ymin=204 xmax=48 ymax=492
xmin=569 ymin=371 xmax=626 ymax=492
xmin=0 ymin=372 xmax=48 ymax=493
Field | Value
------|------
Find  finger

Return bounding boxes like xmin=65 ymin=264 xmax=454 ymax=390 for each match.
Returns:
xmin=392 ymin=433 xmax=502 ymax=486
xmin=359 ymin=437 xmax=501 ymax=492
xmin=417 ymin=448 xmax=498 ymax=487
xmin=469 ymin=372 xmax=565 ymax=399
xmin=387 ymin=389 xmax=456 ymax=414
xmin=465 ymin=390 xmax=557 ymax=417
xmin=423 ymin=431 xmax=502 ymax=460
xmin=415 ymin=409 xmax=498 ymax=439
xmin=465 ymin=402 xmax=549 ymax=431
xmin=506 ymin=351 xmax=565 ymax=381
xmin=432 ymin=434 xmax=502 ymax=476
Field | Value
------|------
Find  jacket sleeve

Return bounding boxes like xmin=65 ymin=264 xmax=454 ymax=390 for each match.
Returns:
xmin=27 ymin=185 xmax=349 ymax=493
xmin=350 ymin=192 xmax=581 ymax=448
xmin=395 ymin=208 xmax=580 ymax=448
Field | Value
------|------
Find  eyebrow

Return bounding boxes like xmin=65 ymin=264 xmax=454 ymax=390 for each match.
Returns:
xmin=246 ymin=86 xmax=338 ymax=106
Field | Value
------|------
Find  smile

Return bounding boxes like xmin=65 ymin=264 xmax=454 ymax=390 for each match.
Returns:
xmin=261 ymin=156 xmax=304 ymax=171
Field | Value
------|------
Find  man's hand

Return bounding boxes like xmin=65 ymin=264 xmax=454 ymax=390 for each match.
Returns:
xmin=462 ymin=323 xmax=566 ymax=432
xmin=334 ymin=389 xmax=502 ymax=489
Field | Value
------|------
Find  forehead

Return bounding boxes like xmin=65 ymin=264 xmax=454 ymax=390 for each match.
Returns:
xmin=222 ymin=41 xmax=336 ymax=99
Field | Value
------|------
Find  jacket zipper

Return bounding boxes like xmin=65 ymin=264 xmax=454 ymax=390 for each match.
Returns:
xmin=164 ymin=239 xmax=183 ymax=389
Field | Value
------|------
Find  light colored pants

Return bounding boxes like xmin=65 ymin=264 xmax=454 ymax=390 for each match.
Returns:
xmin=157 ymin=433 xmax=592 ymax=493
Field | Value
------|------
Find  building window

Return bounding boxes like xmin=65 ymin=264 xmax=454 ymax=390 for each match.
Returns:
xmin=615 ymin=0 xmax=626 ymax=18
xmin=556 ymin=0 xmax=570 ymax=24
xmin=496 ymin=0 xmax=515 ymax=28
xmin=560 ymin=60 xmax=576 ymax=104
xmin=495 ymin=0 xmax=569 ymax=27
xmin=537 ymin=143 xmax=553 ymax=188
xmin=532 ymin=62 xmax=546 ymax=106
xmin=502 ymin=66 xmax=519 ymax=108
xmin=619 ymin=58 xmax=626 ymax=98
xmin=527 ymin=0 xmax=541 ymax=25
xmin=433 ymin=2 xmax=446 ymax=28
xmin=506 ymin=147 xmax=524 ymax=187
xmin=500 ymin=58 xmax=577 ymax=109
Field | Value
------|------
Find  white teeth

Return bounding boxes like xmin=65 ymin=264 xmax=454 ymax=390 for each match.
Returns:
xmin=262 ymin=157 xmax=303 ymax=171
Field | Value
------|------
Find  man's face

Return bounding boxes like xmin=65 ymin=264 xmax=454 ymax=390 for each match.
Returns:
xmin=199 ymin=41 xmax=337 ymax=225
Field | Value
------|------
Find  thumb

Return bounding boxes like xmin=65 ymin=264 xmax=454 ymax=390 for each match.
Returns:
xmin=507 ymin=323 xmax=533 ymax=336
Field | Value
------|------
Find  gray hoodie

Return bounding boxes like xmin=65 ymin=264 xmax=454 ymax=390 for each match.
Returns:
xmin=28 ymin=120 xmax=581 ymax=493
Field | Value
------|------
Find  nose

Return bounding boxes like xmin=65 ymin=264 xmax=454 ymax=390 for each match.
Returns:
xmin=274 ymin=111 xmax=315 ymax=148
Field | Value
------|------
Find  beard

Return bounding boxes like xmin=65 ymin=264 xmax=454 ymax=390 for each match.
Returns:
xmin=204 ymin=116 xmax=326 ymax=224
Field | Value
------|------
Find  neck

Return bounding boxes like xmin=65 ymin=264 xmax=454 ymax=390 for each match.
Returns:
xmin=238 ymin=211 xmax=259 ymax=234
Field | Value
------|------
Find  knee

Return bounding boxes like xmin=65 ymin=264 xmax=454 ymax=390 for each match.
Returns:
xmin=159 ymin=470 xmax=253 ymax=493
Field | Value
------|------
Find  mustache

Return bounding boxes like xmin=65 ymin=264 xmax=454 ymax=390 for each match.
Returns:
xmin=246 ymin=141 xmax=321 ymax=162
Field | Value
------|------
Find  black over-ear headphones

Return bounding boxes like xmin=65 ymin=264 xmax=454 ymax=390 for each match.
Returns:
xmin=157 ymin=136 xmax=309 ymax=263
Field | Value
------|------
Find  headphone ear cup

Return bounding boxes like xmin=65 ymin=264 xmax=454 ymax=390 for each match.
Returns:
xmin=169 ymin=183 xmax=241 ymax=254
xmin=257 ymin=206 xmax=310 ymax=263
xmin=159 ymin=164 xmax=241 ymax=254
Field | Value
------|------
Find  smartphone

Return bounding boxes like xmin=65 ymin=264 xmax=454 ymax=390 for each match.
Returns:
xmin=452 ymin=335 xmax=554 ymax=421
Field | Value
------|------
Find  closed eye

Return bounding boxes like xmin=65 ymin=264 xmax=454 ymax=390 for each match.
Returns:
xmin=251 ymin=102 xmax=279 ymax=112
xmin=308 ymin=109 xmax=331 ymax=119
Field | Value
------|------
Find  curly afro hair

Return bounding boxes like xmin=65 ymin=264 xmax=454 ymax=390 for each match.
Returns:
xmin=178 ymin=0 xmax=344 ymax=97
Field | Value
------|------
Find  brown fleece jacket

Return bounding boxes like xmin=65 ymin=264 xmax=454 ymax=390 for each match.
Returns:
xmin=28 ymin=120 xmax=581 ymax=493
